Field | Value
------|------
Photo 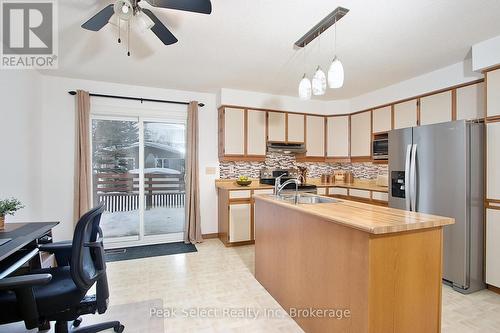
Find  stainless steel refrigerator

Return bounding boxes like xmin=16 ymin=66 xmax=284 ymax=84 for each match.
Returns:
xmin=388 ymin=120 xmax=485 ymax=294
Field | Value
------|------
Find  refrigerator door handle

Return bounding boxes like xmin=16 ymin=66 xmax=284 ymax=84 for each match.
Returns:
xmin=405 ymin=144 xmax=412 ymax=211
xmin=410 ymin=144 xmax=417 ymax=211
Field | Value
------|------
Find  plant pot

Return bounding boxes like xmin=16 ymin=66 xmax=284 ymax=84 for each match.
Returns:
xmin=0 ymin=215 xmax=4 ymax=231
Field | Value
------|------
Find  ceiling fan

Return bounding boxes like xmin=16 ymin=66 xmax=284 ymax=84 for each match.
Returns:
xmin=82 ymin=0 xmax=212 ymax=55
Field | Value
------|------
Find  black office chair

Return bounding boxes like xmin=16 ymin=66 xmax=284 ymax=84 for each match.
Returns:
xmin=0 ymin=204 xmax=124 ymax=333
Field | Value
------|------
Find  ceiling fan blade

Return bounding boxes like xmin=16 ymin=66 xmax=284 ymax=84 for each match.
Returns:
xmin=145 ymin=0 xmax=212 ymax=14
xmin=142 ymin=9 xmax=178 ymax=45
xmin=82 ymin=5 xmax=115 ymax=31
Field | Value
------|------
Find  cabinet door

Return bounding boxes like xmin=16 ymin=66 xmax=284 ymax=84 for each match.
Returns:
xmin=394 ymin=99 xmax=418 ymax=129
xmin=486 ymin=208 xmax=500 ymax=287
xmin=328 ymin=187 xmax=348 ymax=196
xmin=268 ymin=112 xmax=286 ymax=142
xmin=224 ymin=108 xmax=245 ymax=155
xmin=350 ymin=111 xmax=372 ymax=157
xmin=349 ymin=189 xmax=371 ymax=199
xmin=287 ymin=113 xmax=305 ymax=143
xmin=372 ymin=106 xmax=392 ymax=133
xmin=229 ymin=203 xmax=251 ymax=242
xmin=487 ymin=122 xmax=500 ymax=200
xmin=306 ymin=116 xmax=325 ymax=157
xmin=247 ymin=110 xmax=266 ymax=156
xmin=420 ymin=91 xmax=452 ymax=125
xmin=327 ymin=116 xmax=349 ymax=158
xmin=456 ymin=82 xmax=485 ymax=120
xmin=487 ymin=69 xmax=500 ymax=117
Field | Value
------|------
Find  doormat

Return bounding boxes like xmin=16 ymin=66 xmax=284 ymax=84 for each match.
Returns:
xmin=105 ymin=242 xmax=197 ymax=262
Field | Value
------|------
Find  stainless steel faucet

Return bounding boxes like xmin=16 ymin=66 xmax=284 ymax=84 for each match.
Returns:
xmin=276 ymin=178 xmax=300 ymax=198
xmin=274 ymin=174 xmax=287 ymax=194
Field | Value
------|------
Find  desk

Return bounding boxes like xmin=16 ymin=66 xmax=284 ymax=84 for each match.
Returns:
xmin=0 ymin=222 xmax=59 ymax=278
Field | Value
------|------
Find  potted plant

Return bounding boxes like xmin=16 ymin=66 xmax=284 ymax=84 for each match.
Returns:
xmin=0 ymin=198 xmax=24 ymax=230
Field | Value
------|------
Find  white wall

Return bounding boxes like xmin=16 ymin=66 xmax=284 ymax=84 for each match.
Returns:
xmin=0 ymin=70 xmax=42 ymax=222
xmin=38 ymin=76 xmax=219 ymax=241
xmin=349 ymin=59 xmax=483 ymax=112
xmin=219 ymin=88 xmax=350 ymax=115
xmin=472 ymin=35 xmax=500 ymax=71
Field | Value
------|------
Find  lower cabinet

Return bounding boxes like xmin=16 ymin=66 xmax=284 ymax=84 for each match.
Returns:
xmin=229 ymin=203 xmax=251 ymax=243
xmin=486 ymin=208 xmax=500 ymax=288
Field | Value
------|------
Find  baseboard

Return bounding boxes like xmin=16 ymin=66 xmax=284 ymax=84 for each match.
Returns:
xmin=487 ymin=284 xmax=500 ymax=295
xmin=202 ymin=233 xmax=219 ymax=239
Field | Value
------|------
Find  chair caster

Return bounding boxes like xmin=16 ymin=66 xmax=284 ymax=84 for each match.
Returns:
xmin=72 ymin=317 xmax=82 ymax=328
xmin=114 ymin=324 xmax=125 ymax=332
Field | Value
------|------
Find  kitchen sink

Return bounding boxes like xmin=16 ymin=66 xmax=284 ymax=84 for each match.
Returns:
xmin=272 ymin=194 xmax=339 ymax=205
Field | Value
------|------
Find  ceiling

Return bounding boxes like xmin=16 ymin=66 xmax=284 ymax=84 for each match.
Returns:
xmin=43 ymin=0 xmax=500 ymax=100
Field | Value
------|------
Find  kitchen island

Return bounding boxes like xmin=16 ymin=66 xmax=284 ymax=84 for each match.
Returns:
xmin=254 ymin=195 xmax=454 ymax=333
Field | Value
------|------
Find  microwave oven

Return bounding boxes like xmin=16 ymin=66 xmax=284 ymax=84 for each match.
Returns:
xmin=372 ymin=137 xmax=388 ymax=160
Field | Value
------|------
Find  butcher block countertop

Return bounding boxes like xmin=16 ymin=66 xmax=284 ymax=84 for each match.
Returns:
xmin=254 ymin=194 xmax=454 ymax=234
xmin=215 ymin=178 xmax=388 ymax=192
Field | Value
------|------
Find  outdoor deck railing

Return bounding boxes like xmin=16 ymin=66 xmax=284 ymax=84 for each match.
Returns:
xmin=93 ymin=172 xmax=185 ymax=212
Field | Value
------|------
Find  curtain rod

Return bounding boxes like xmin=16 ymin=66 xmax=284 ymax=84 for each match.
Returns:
xmin=68 ymin=91 xmax=205 ymax=107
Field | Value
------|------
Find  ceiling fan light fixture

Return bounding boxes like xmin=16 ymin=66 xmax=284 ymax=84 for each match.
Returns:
xmin=114 ymin=0 xmax=133 ymax=20
xmin=328 ymin=56 xmax=344 ymax=89
xmin=136 ymin=10 xmax=155 ymax=31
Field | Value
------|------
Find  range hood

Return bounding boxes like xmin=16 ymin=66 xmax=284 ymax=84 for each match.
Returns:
xmin=267 ymin=142 xmax=306 ymax=154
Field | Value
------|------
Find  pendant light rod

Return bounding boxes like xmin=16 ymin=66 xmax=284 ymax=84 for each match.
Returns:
xmin=294 ymin=7 xmax=349 ymax=48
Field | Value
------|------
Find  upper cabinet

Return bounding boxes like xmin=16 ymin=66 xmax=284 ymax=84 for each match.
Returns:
xmin=306 ymin=115 xmax=325 ymax=158
xmin=487 ymin=122 xmax=500 ymax=200
xmin=394 ymin=99 xmax=418 ymax=129
xmin=420 ymin=91 xmax=453 ymax=126
xmin=268 ymin=112 xmax=286 ymax=142
xmin=327 ymin=116 xmax=349 ymax=159
xmin=372 ymin=106 xmax=392 ymax=133
xmin=350 ymin=111 xmax=372 ymax=158
xmin=222 ymin=107 xmax=245 ymax=156
xmin=487 ymin=69 xmax=500 ymax=118
xmin=456 ymin=82 xmax=485 ymax=121
xmin=287 ymin=113 xmax=305 ymax=143
xmin=247 ymin=110 xmax=266 ymax=156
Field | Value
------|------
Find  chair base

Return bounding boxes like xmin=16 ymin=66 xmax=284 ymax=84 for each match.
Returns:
xmin=54 ymin=319 xmax=124 ymax=333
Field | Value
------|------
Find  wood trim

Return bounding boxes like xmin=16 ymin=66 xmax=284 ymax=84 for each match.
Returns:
xmin=285 ymin=113 xmax=289 ymax=142
xmin=325 ymin=157 xmax=350 ymax=163
xmin=482 ymin=64 xmax=500 ymax=74
xmin=451 ymin=89 xmax=457 ymax=120
xmin=486 ymin=115 xmax=500 ymax=123
xmin=391 ymin=104 xmax=395 ymax=130
xmin=416 ymin=98 xmax=421 ymax=126
xmin=487 ymin=284 xmax=500 ymax=294
xmin=202 ymin=233 xmax=219 ymax=239
xmin=324 ymin=117 xmax=328 ymax=159
xmin=224 ymin=240 xmax=255 ymax=247
xmin=370 ymin=110 xmax=373 ymax=157
xmin=350 ymin=156 xmax=373 ymax=162
xmin=372 ymin=159 xmax=388 ymax=164
xmin=486 ymin=201 xmax=500 ymax=210
xmin=219 ymin=156 xmax=266 ymax=162
xmin=244 ymin=109 xmax=248 ymax=156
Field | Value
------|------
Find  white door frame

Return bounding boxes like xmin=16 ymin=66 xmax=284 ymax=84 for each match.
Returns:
xmin=90 ymin=114 xmax=186 ymax=249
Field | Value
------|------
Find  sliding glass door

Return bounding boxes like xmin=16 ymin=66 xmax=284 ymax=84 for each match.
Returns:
xmin=91 ymin=116 xmax=186 ymax=248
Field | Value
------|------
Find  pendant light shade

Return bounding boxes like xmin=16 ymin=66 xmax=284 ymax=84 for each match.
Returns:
xmin=328 ymin=57 xmax=344 ymax=89
xmin=298 ymin=74 xmax=312 ymax=100
xmin=312 ymin=66 xmax=326 ymax=96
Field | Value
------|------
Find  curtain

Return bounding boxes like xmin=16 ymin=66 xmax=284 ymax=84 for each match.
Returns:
xmin=185 ymin=101 xmax=203 ymax=244
xmin=74 ymin=90 xmax=91 ymax=225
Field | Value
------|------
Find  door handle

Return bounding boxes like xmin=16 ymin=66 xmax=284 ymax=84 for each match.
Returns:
xmin=404 ymin=144 xmax=412 ymax=211
xmin=410 ymin=144 xmax=417 ymax=211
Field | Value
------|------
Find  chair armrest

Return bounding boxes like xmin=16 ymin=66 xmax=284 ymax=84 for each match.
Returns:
xmin=39 ymin=241 xmax=72 ymax=253
xmin=39 ymin=241 xmax=72 ymax=266
xmin=0 ymin=274 xmax=52 ymax=329
xmin=0 ymin=273 xmax=52 ymax=290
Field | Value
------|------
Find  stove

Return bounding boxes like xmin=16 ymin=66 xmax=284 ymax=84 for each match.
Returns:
xmin=259 ymin=168 xmax=317 ymax=193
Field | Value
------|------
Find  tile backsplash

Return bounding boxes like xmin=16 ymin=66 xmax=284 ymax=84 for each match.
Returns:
xmin=219 ymin=152 xmax=388 ymax=180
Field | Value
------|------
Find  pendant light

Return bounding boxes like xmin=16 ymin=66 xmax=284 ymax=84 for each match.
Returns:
xmin=328 ymin=17 xmax=345 ymax=89
xmin=299 ymin=74 xmax=312 ymax=100
xmin=298 ymin=45 xmax=311 ymax=100
xmin=312 ymin=66 xmax=326 ymax=95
